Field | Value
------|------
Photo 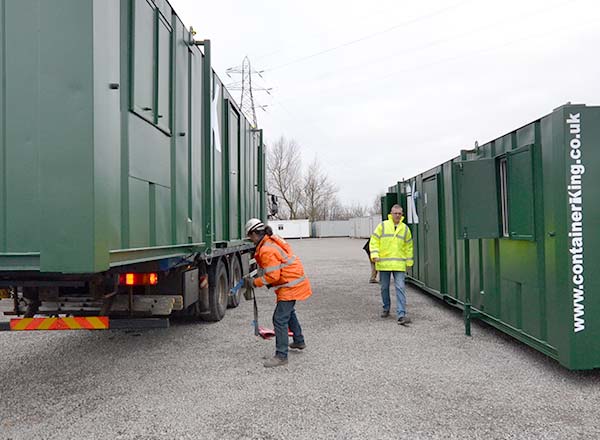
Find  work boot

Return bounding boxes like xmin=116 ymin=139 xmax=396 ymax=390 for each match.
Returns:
xmin=263 ymin=356 xmax=288 ymax=368
xmin=397 ymin=316 xmax=412 ymax=325
xmin=289 ymin=341 xmax=306 ymax=350
xmin=380 ymin=310 xmax=390 ymax=318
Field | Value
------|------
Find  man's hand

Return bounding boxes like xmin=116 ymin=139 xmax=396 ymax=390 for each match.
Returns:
xmin=372 ymin=257 xmax=379 ymax=263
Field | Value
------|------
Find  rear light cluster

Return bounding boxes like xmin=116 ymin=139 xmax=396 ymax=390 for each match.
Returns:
xmin=118 ymin=273 xmax=159 ymax=286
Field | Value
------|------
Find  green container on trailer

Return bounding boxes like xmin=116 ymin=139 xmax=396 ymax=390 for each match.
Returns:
xmin=395 ymin=104 xmax=600 ymax=370
xmin=0 ymin=0 xmax=265 ymax=274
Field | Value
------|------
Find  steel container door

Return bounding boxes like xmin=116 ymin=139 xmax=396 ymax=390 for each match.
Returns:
xmin=423 ymin=177 xmax=441 ymax=291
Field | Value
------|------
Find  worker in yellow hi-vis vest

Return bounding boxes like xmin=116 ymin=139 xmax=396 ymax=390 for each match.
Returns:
xmin=369 ymin=204 xmax=414 ymax=325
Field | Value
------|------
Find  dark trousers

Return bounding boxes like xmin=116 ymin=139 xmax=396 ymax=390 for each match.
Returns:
xmin=273 ymin=300 xmax=304 ymax=358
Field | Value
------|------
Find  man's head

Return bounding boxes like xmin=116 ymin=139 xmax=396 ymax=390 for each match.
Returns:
xmin=390 ymin=204 xmax=403 ymax=224
xmin=245 ymin=218 xmax=265 ymax=244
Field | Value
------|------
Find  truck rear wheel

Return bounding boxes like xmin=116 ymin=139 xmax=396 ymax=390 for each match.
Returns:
xmin=205 ymin=259 xmax=228 ymax=322
xmin=227 ymin=255 xmax=243 ymax=308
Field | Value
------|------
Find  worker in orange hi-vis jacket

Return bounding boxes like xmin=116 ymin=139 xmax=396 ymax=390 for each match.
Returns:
xmin=244 ymin=218 xmax=312 ymax=368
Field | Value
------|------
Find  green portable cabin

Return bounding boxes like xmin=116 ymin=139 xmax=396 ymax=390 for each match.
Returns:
xmin=394 ymin=104 xmax=600 ymax=370
xmin=0 ymin=0 xmax=266 ymax=322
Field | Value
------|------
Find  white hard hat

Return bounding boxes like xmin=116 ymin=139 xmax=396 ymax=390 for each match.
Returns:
xmin=245 ymin=218 xmax=265 ymax=236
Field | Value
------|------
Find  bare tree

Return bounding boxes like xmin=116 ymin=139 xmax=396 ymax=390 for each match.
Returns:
xmin=369 ymin=193 xmax=384 ymax=216
xmin=300 ymin=157 xmax=338 ymax=221
xmin=267 ymin=137 xmax=367 ymax=221
xmin=266 ymin=136 xmax=304 ymax=219
xmin=326 ymin=196 xmax=347 ymax=220
xmin=322 ymin=199 xmax=368 ymax=220
xmin=345 ymin=202 xmax=368 ymax=219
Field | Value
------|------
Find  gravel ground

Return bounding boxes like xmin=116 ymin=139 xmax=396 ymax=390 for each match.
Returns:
xmin=1 ymin=237 xmax=599 ymax=440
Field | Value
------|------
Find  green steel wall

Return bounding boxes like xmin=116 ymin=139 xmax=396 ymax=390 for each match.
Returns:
xmin=0 ymin=0 xmax=43 ymax=262
xmin=0 ymin=0 xmax=265 ymax=273
xmin=401 ymin=105 xmax=600 ymax=370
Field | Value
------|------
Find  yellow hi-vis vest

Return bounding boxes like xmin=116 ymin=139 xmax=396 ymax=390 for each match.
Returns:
xmin=369 ymin=215 xmax=414 ymax=272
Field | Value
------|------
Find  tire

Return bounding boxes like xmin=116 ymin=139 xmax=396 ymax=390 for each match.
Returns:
xmin=205 ymin=259 xmax=228 ymax=322
xmin=227 ymin=255 xmax=243 ymax=308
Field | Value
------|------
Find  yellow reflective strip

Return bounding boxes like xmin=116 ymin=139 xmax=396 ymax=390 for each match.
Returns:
xmin=38 ymin=318 xmax=56 ymax=330
xmin=87 ymin=317 xmax=108 ymax=329
xmin=61 ymin=317 xmax=81 ymax=329
xmin=13 ymin=319 xmax=32 ymax=330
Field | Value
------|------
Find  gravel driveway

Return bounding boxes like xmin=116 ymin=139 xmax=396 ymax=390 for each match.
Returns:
xmin=1 ymin=238 xmax=599 ymax=439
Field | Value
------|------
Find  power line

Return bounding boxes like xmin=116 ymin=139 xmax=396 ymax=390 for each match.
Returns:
xmin=296 ymin=0 xmax=579 ymax=85
xmin=262 ymin=0 xmax=473 ymax=72
xmin=268 ymin=17 xmax=595 ymax=123
xmin=273 ymin=0 xmax=584 ymax=103
xmin=251 ymin=1 xmax=466 ymax=64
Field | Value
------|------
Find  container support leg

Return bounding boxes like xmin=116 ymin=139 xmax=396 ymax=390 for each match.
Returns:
xmin=463 ymin=301 xmax=482 ymax=336
xmin=464 ymin=301 xmax=472 ymax=336
xmin=463 ymin=236 xmax=471 ymax=336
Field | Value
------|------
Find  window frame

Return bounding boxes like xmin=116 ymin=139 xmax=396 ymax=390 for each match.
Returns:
xmin=129 ymin=0 xmax=173 ymax=136
xmin=496 ymin=144 xmax=536 ymax=241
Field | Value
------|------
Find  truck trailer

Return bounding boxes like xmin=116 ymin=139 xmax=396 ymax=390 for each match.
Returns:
xmin=0 ymin=0 xmax=267 ymax=329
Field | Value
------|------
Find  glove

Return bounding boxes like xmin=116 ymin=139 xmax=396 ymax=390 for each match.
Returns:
xmin=243 ymin=275 xmax=254 ymax=290
xmin=243 ymin=276 xmax=255 ymax=301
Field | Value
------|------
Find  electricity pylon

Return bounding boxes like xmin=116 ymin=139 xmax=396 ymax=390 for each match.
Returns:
xmin=226 ymin=56 xmax=271 ymax=128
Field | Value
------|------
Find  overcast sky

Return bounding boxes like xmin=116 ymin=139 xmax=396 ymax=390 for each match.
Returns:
xmin=169 ymin=0 xmax=599 ymax=208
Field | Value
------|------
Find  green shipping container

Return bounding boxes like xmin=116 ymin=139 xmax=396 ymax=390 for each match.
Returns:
xmin=0 ymin=0 xmax=265 ymax=274
xmin=0 ymin=0 xmax=267 ymax=323
xmin=386 ymin=104 xmax=600 ymax=370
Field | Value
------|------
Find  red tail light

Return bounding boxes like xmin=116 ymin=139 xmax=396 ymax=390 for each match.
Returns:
xmin=119 ymin=273 xmax=159 ymax=286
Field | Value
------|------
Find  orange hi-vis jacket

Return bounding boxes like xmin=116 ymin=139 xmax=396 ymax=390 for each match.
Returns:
xmin=252 ymin=235 xmax=312 ymax=302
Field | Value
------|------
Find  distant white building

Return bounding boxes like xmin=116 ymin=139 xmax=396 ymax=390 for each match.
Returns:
xmin=268 ymin=219 xmax=311 ymax=239
xmin=311 ymin=221 xmax=350 ymax=238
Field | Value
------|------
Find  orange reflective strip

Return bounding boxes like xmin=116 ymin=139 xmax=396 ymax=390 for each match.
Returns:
xmin=48 ymin=319 xmax=64 ymax=330
xmin=87 ymin=316 xmax=109 ymax=329
xmin=37 ymin=318 xmax=56 ymax=330
xmin=10 ymin=318 xmax=32 ymax=330
xmin=26 ymin=318 xmax=45 ymax=330
xmin=74 ymin=317 xmax=94 ymax=329
xmin=50 ymin=318 xmax=71 ymax=330
xmin=60 ymin=317 xmax=80 ymax=330
xmin=10 ymin=317 xmax=110 ymax=331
